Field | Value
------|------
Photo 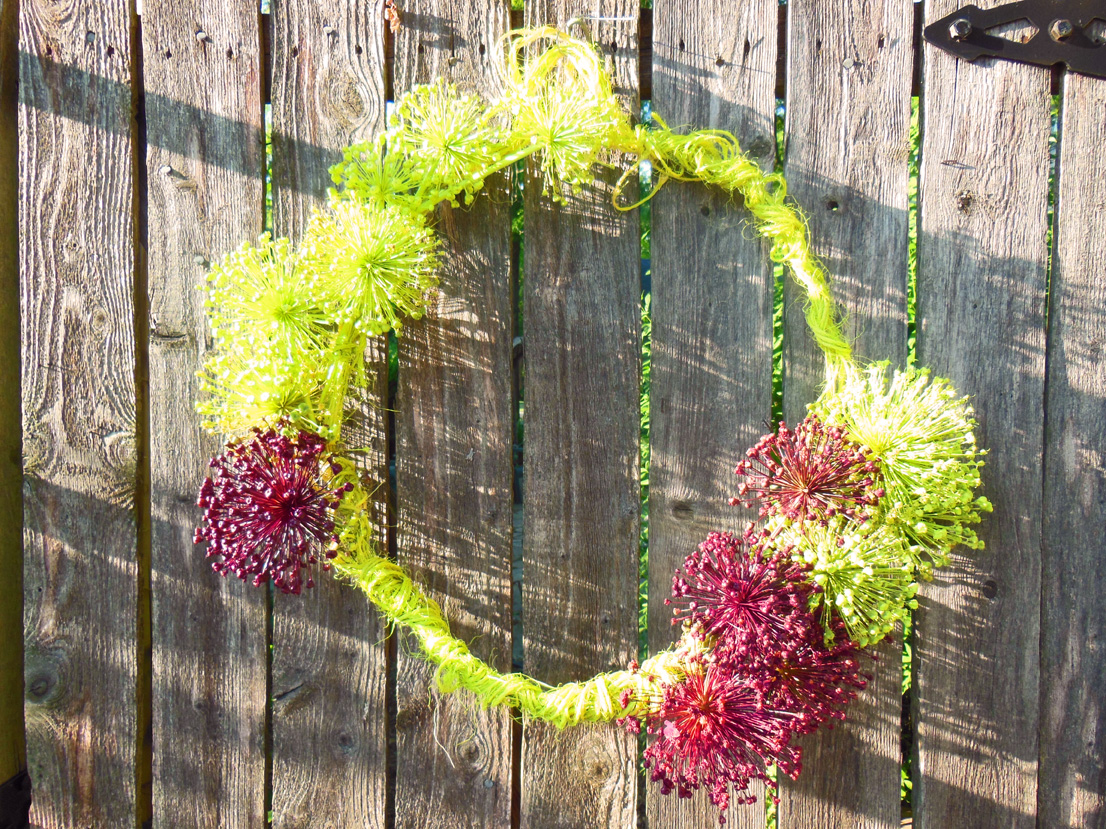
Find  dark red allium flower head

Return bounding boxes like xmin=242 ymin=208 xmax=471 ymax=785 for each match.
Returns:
xmin=769 ymin=612 xmax=868 ymax=734
xmin=668 ymin=530 xmax=819 ymax=659
xmin=642 ymin=662 xmax=802 ymax=823
xmin=194 ymin=425 xmax=353 ymax=594
xmin=731 ymin=415 xmax=883 ymax=525
xmin=667 ymin=530 xmax=867 ymax=733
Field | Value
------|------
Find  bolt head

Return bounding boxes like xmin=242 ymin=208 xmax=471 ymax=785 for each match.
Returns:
xmin=1050 ymin=18 xmax=1074 ymax=40
xmin=949 ymin=18 xmax=973 ymax=41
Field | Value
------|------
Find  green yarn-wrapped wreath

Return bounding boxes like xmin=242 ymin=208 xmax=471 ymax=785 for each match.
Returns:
xmin=193 ymin=27 xmax=990 ymax=821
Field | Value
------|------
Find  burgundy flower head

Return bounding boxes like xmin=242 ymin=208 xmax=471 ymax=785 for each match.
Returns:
xmin=194 ymin=425 xmax=352 ymax=594
xmin=668 ymin=530 xmax=821 ymax=663
xmin=641 ymin=662 xmax=802 ymax=823
xmin=667 ymin=530 xmax=867 ymax=733
xmin=731 ymin=415 xmax=883 ymax=525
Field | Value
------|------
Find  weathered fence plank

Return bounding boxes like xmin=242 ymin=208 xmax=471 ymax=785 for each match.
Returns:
xmin=0 ymin=0 xmax=23 ymax=790
xmin=520 ymin=2 xmax=640 ymax=827
xmin=393 ymin=4 xmax=516 ymax=828
xmin=1038 ymin=71 xmax=1106 ymax=828
xmin=143 ymin=2 xmax=267 ymax=826
xmin=647 ymin=1 xmax=776 ymax=826
xmin=780 ymin=0 xmax=911 ymax=826
xmin=19 ymin=1 xmax=138 ymax=825
xmin=269 ymin=3 xmax=389 ymax=825
xmin=914 ymin=1 xmax=1050 ymax=824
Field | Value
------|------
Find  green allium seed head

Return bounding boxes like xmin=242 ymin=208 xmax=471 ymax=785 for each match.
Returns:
xmin=813 ymin=363 xmax=992 ymax=576
xmin=775 ymin=517 xmax=917 ymax=648
xmin=197 ymin=234 xmax=333 ymax=436
xmin=387 ymin=79 xmax=508 ymax=207
xmin=303 ymin=201 xmax=439 ymax=336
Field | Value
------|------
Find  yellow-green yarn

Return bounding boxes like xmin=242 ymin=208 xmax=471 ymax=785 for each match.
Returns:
xmin=627 ymin=118 xmax=853 ymax=386
xmin=330 ymin=486 xmax=685 ymax=727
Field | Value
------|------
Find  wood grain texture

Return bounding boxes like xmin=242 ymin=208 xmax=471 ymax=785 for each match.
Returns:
xmin=393 ymin=4 xmax=515 ymax=828
xmin=647 ymin=1 xmax=776 ymax=826
xmin=1037 ymin=72 xmax=1106 ymax=829
xmin=19 ymin=1 xmax=137 ymax=825
xmin=779 ymin=0 xmax=911 ymax=826
xmin=914 ymin=1 xmax=1050 ymax=824
xmin=0 ymin=0 xmax=24 ymax=786
xmin=142 ymin=2 xmax=267 ymax=826
xmin=269 ymin=2 xmax=389 ymax=826
xmin=520 ymin=3 xmax=640 ymax=827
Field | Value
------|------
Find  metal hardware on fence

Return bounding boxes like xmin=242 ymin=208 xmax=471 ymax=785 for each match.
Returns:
xmin=924 ymin=0 xmax=1106 ymax=77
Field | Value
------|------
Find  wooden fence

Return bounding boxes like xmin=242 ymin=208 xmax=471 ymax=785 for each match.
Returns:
xmin=3 ymin=0 xmax=1104 ymax=826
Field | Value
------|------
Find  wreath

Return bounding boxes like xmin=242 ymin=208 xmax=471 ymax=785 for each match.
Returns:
xmin=192 ymin=27 xmax=990 ymax=822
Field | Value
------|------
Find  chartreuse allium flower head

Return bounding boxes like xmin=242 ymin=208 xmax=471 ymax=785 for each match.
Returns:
xmin=303 ymin=200 xmax=439 ymax=336
xmin=386 ymin=79 xmax=508 ymax=208
xmin=813 ymin=363 xmax=992 ymax=576
xmin=782 ymin=518 xmax=917 ymax=648
xmin=197 ymin=234 xmax=332 ymax=435
xmin=329 ymin=136 xmax=428 ymax=213
xmin=499 ymin=27 xmax=635 ymax=197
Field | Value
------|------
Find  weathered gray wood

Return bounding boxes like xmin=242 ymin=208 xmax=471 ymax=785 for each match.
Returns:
xmin=779 ymin=0 xmax=911 ymax=826
xmin=914 ymin=1 xmax=1050 ymax=824
xmin=143 ymin=2 xmax=267 ymax=826
xmin=393 ymin=4 xmax=515 ymax=828
xmin=0 ymin=0 xmax=23 ymax=788
xmin=19 ymin=1 xmax=137 ymax=824
xmin=520 ymin=3 xmax=640 ymax=827
xmin=647 ymin=1 xmax=776 ymax=826
xmin=1038 ymin=72 xmax=1106 ymax=828
xmin=269 ymin=2 xmax=389 ymax=826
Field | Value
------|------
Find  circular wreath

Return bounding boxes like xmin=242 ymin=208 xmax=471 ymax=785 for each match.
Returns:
xmin=193 ymin=27 xmax=990 ymax=822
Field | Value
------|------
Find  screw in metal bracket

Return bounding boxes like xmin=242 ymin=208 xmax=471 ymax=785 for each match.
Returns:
xmin=1049 ymin=18 xmax=1074 ymax=40
xmin=949 ymin=18 xmax=973 ymax=41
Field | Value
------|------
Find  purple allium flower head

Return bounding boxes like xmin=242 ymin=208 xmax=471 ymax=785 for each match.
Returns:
xmin=194 ymin=425 xmax=352 ymax=594
xmin=641 ymin=662 xmax=802 ymax=823
xmin=668 ymin=530 xmax=819 ymax=663
xmin=667 ymin=530 xmax=867 ymax=734
xmin=731 ymin=415 xmax=883 ymax=525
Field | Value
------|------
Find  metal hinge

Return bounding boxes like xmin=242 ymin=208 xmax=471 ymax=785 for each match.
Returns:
xmin=924 ymin=0 xmax=1106 ymax=78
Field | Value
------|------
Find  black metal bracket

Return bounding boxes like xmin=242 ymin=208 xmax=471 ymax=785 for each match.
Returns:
xmin=924 ymin=0 xmax=1106 ymax=78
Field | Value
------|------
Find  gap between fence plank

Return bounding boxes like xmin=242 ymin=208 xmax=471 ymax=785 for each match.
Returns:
xmin=0 ymin=0 xmax=25 ymax=792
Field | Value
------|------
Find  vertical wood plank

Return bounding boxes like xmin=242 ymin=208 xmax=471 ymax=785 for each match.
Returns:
xmin=143 ymin=1 xmax=267 ymax=825
xmin=0 ymin=0 xmax=24 ymax=787
xmin=19 ymin=1 xmax=137 ymax=824
xmin=647 ymin=1 xmax=776 ymax=826
xmin=520 ymin=3 xmax=640 ymax=827
xmin=780 ymin=0 xmax=911 ymax=826
xmin=914 ymin=1 xmax=1049 ymax=824
xmin=393 ymin=4 xmax=515 ymax=828
xmin=1038 ymin=72 xmax=1106 ymax=828
xmin=269 ymin=2 xmax=389 ymax=825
